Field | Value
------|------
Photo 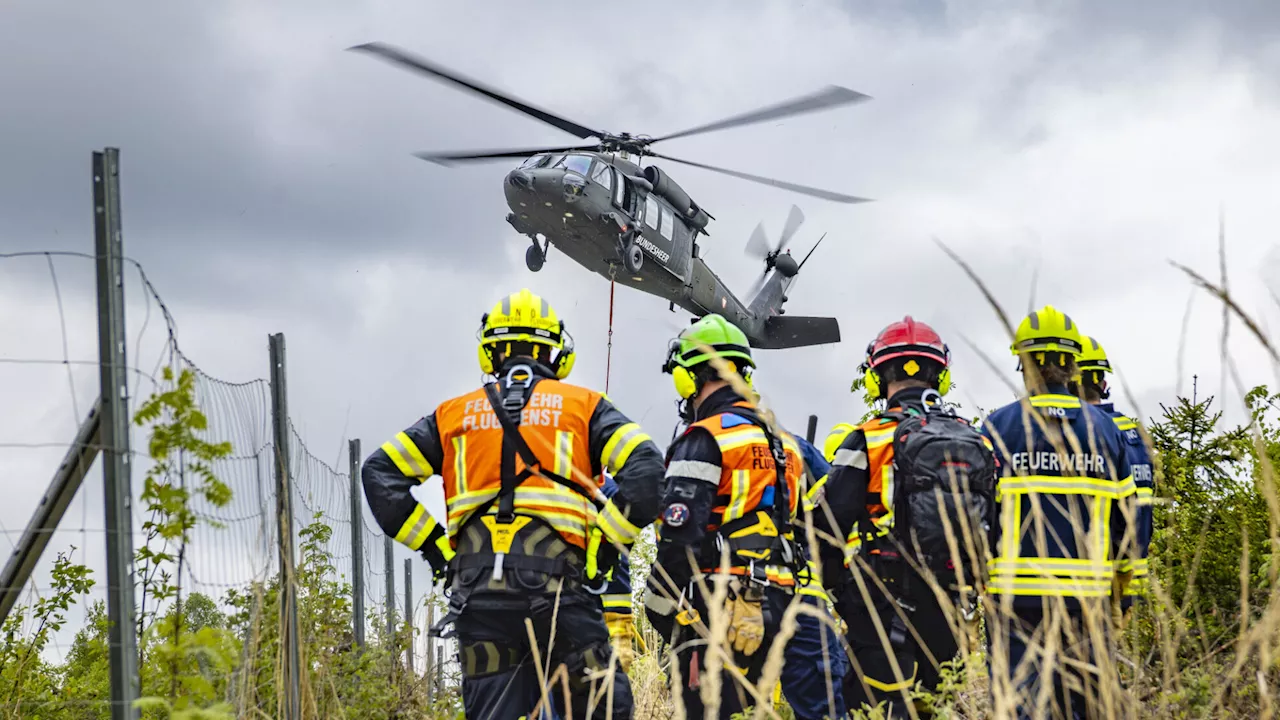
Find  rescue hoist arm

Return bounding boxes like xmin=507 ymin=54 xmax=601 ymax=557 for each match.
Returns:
xmin=361 ymin=413 xmax=453 ymax=577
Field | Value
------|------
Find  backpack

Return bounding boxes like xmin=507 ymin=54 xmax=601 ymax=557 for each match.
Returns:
xmin=886 ymin=402 xmax=996 ymax=577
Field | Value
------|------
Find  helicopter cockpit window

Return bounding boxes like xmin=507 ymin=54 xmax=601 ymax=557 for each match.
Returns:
xmin=519 ymin=154 xmax=550 ymax=169
xmin=554 ymin=154 xmax=593 ymax=177
xmin=589 ymin=162 xmax=613 ymax=191
xmin=644 ymin=195 xmax=659 ymax=229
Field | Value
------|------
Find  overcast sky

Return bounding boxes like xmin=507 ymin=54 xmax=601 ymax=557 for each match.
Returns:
xmin=4 ymin=0 xmax=1280 ymax=666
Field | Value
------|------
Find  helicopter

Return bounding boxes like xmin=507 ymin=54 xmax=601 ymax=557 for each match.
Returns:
xmin=350 ymin=42 xmax=873 ymax=349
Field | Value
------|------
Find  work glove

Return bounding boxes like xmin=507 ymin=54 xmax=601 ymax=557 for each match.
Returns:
xmin=724 ymin=592 xmax=765 ymax=657
xmin=419 ymin=522 xmax=455 ymax=583
xmin=1111 ymin=570 xmax=1134 ymax=631
xmin=604 ymin=612 xmax=637 ymax=672
xmin=585 ymin=527 xmax=622 ymax=584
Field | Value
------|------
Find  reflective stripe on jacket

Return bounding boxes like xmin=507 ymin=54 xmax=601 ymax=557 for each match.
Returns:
xmin=361 ymin=365 xmax=663 ymax=556
xmin=980 ymin=390 xmax=1136 ymax=607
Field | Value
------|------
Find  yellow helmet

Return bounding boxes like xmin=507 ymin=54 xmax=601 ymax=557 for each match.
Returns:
xmin=1010 ymin=305 xmax=1084 ymax=358
xmin=1077 ymin=336 xmax=1111 ymax=374
xmin=822 ymin=423 xmax=858 ymax=463
xmin=477 ymin=289 xmax=576 ymax=379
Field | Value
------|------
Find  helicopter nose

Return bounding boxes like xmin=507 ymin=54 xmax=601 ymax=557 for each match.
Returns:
xmin=506 ymin=169 xmax=534 ymax=191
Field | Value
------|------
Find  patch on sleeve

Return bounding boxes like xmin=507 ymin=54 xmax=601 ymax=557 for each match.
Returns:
xmin=663 ymin=503 xmax=690 ymax=528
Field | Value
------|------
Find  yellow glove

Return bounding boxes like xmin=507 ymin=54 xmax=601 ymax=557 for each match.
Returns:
xmin=604 ymin=612 xmax=636 ymax=672
xmin=725 ymin=593 xmax=765 ymax=657
xmin=1112 ymin=570 xmax=1133 ymax=631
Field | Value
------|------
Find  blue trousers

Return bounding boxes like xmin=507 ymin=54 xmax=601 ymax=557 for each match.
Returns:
xmin=988 ymin=606 xmax=1114 ymax=720
xmin=781 ymin=597 xmax=850 ymax=720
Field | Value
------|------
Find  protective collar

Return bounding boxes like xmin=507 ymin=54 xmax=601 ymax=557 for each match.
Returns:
xmin=694 ymin=385 xmax=748 ymax=422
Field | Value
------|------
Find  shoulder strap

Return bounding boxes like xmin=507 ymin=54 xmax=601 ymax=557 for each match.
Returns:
xmin=720 ymin=406 xmax=794 ymax=535
xmin=462 ymin=375 xmax=602 ymax=529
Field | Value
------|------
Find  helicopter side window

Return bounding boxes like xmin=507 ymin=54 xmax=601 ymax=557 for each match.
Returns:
xmin=554 ymin=154 xmax=593 ymax=177
xmin=644 ymin=194 xmax=659 ymax=229
xmin=589 ymin=162 xmax=613 ymax=191
xmin=519 ymin=154 xmax=550 ymax=169
xmin=659 ymin=208 xmax=674 ymax=241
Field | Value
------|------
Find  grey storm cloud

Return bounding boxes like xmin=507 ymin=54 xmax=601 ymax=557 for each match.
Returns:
xmin=5 ymin=0 xmax=1280 ymax=662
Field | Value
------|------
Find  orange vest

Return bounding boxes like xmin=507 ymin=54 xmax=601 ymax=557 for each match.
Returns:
xmin=434 ymin=379 xmax=603 ymax=550
xmin=690 ymin=404 xmax=804 ymax=585
xmin=855 ymin=415 xmax=900 ymax=527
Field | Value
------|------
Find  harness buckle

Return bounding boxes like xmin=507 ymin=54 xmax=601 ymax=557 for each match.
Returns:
xmin=482 ymin=515 xmax=532 ymax=582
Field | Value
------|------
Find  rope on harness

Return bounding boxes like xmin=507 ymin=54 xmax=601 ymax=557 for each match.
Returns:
xmin=605 ymin=267 xmax=617 ymax=394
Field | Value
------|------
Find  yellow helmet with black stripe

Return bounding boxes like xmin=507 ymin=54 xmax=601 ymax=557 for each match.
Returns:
xmin=477 ymin=289 xmax=576 ymax=378
xmin=1077 ymin=336 xmax=1111 ymax=374
xmin=1011 ymin=305 xmax=1084 ymax=359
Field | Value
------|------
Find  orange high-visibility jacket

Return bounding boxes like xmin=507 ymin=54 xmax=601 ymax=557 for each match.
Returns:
xmin=363 ymin=366 xmax=664 ymax=553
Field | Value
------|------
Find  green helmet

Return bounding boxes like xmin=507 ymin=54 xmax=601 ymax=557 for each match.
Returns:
xmin=663 ymin=314 xmax=755 ymax=373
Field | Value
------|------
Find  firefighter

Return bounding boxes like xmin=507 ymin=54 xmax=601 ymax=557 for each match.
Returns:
xmin=361 ymin=289 xmax=664 ymax=720
xmin=815 ymin=316 xmax=993 ymax=718
xmin=643 ymin=313 xmax=806 ymax=718
xmin=981 ymin=307 xmax=1137 ymax=720
xmin=1074 ymin=336 xmax=1156 ymax=626
xmin=592 ymin=474 xmax=644 ymax=673
xmin=780 ymin=434 xmax=851 ymax=720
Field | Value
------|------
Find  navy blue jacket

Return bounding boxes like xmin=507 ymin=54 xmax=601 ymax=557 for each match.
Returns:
xmin=595 ymin=474 xmax=634 ymax=616
xmin=1098 ymin=402 xmax=1155 ymax=605
xmin=979 ymin=386 xmax=1136 ymax=610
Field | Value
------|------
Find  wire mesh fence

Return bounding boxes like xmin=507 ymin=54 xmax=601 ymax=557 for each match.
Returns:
xmin=0 ymin=246 xmax=458 ymax=718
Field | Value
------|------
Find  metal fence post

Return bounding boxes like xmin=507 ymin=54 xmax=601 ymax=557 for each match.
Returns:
xmin=349 ymin=439 xmax=365 ymax=650
xmin=404 ymin=558 xmax=414 ymax=674
xmin=94 ymin=147 xmax=140 ymax=720
xmin=269 ymin=333 xmax=301 ymax=720
xmin=426 ymin=602 xmax=435 ymax=700
xmin=385 ymin=536 xmax=395 ymax=642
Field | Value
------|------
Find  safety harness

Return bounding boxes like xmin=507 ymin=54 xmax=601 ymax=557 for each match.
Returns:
xmin=697 ymin=404 xmax=806 ymax=589
xmin=433 ymin=363 xmax=606 ymax=640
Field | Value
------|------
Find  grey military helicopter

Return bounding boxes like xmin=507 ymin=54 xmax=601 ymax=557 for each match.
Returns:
xmin=350 ymin=42 xmax=872 ymax=349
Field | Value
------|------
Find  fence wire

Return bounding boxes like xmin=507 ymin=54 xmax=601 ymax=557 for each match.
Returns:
xmin=0 ymin=250 xmax=454 ymax=717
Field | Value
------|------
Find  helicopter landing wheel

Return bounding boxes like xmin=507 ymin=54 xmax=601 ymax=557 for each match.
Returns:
xmin=622 ymin=242 xmax=643 ymax=274
xmin=525 ymin=242 xmax=546 ymax=272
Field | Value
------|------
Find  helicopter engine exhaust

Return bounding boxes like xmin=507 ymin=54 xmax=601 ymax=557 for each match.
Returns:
xmin=642 ymin=166 xmax=710 ymax=230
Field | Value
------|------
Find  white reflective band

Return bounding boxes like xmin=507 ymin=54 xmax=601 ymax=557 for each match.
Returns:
xmin=666 ymin=460 xmax=721 ymax=484
xmin=833 ymin=448 xmax=868 ymax=470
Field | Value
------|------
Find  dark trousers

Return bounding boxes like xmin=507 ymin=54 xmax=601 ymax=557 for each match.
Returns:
xmin=780 ymin=596 xmax=850 ymax=720
xmin=455 ymin=588 xmax=631 ymax=720
xmin=987 ymin=605 xmax=1116 ymax=720
xmin=834 ymin=569 xmax=962 ymax=718
xmin=656 ymin=584 xmax=791 ymax=718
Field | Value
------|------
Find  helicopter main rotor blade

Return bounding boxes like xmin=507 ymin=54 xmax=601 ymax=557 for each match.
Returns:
xmin=348 ymin=42 xmax=602 ymax=140
xmin=778 ymin=204 xmax=805 ymax=253
xmin=413 ymin=144 xmax=600 ymax=166
xmin=648 ymin=151 xmax=873 ymax=204
xmin=650 ymin=85 xmax=870 ymax=145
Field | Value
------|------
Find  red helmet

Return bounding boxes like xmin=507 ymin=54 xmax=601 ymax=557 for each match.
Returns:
xmin=860 ymin=316 xmax=952 ymax=398
xmin=865 ymin=316 xmax=950 ymax=370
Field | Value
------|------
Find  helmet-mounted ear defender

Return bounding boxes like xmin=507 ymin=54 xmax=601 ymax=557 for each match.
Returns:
xmin=858 ymin=344 xmax=953 ymax=399
xmin=477 ymin=312 xmax=576 ymax=380
xmin=662 ymin=340 xmax=753 ymax=400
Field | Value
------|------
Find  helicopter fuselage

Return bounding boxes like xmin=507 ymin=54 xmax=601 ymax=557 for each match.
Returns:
xmin=502 ymin=151 xmax=765 ymax=336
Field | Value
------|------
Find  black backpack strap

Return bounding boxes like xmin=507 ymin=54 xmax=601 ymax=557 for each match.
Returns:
xmin=458 ymin=370 xmax=603 ymax=536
